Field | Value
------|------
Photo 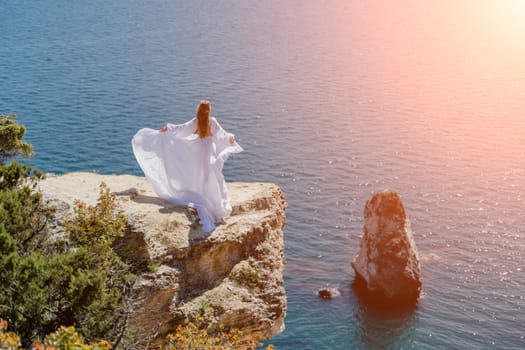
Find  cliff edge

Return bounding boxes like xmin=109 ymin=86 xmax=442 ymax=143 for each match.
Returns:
xmin=38 ymin=172 xmax=287 ymax=349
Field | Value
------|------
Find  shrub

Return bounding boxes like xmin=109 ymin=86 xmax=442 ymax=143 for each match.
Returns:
xmin=0 ymin=184 xmax=132 ymax=346
xmin=230 ymin=261 xmax=263 ymax=288
xmin=166 ymin=317 xmax=235 ymax=350
xmin=0 ymin=115 xmax=131 ymax=347
xmin=0 ymin=319 xmax=111 ymax=350
xmin=165 ymin=313 xmax=273 ymax=350
xmin=0 ymin=115 xmax=33 ymax=164
xmin=0 ymin=319 xmax=21 ymax=350
xmin=65 ymin=182 xmax=127 ymax=247
xmin=60 ymin=182 xmax=132 ymax=341
xmin=39 ymin=325 xmax=112 ymax=350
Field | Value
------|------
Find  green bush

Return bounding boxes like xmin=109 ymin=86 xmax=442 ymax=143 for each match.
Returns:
xmin=0 ymin=115 xmax=132 ymax=347
xmin=61 ymin=182 xmax=132 ymax=341
xmin=0 ymin=184 xmax=132 ymax=346
xmin=0 ymin=115 xmax=33 ymax=164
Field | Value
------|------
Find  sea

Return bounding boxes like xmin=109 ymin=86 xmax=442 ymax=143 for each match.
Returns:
xmin=1 ymin=1 xmax=524 ymax=349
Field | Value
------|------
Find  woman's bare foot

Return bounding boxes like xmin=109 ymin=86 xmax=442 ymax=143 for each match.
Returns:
xmin=216 ymin=218 xmax=226 ymax=225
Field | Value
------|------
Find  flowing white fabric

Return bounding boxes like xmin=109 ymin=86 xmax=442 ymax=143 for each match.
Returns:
xmin=132 ymin=117 xmax=243 ymax=232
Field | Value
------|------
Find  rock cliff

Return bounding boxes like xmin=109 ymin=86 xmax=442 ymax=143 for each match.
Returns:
xmin=38 ymin=172 xmax=287 ymax=349
xmin=351 ymin=189 xmax=421 ymax=306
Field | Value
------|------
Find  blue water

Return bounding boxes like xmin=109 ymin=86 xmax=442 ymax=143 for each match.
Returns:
xmin=2 ymin=1 xmax=525 ymax=349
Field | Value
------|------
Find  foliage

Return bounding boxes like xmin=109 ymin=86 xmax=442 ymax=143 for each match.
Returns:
xmin=0 ymin=319 xmax=21 ymax=350
xmin=65 ymin=182 xmax=127 ymax=247
xmin=0 ymin=115 xmax=56 ymax=343
xmin=0 ymin=319 xmax=111 ymax=350
xmin=39 ymin=325 xmax=112 ymax=350
xmin=0 ymin=115 xmax=33 ymax=165
xmin=147 ymin=260 xmax=160 ymax=272
xmin=0 ymin=114 xmax=52 ymax=257
xmin=59 ymin=182 xmax=131 ymax=341
xmin=0 ymin=156 xmax=53 ymax=257
xmin=0 ymin=183 xmax=131 ymax=346
xmin=0 ymin=116 xmax=132 ymax=347
xmin=4 ymin=314 xmax=275 ymax=350
xmin=165 ymin=314 xmax=273 ymax=350
xmin=230 ymin=261 xmax=263 ymax=288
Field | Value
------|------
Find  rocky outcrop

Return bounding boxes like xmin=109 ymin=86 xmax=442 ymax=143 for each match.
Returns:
xmin=38 ymin=172 xmax=287 ymax=349
xmin=317 ymin=287 xmax=341 ymax=300
xmin=351 ymin=190 xmax=421 ymax=305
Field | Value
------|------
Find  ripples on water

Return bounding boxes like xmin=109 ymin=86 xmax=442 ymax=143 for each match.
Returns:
xmin=1 ymin=0 xmax=525 ymax=349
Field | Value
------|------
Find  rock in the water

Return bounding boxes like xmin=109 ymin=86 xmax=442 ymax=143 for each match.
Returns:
xmin=317 ymin=287 xmax=341 ymax=299
xmin=351 ymin=190 xmax=421 ymax=304
xmin=38 ymin=172 xmax=287 ymax=349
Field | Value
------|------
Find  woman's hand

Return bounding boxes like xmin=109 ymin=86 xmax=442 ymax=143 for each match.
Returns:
xmin=160 ymin=126 xmax=168 ymax=133
xmin=229 ymin=135 xmax=235 ymax=144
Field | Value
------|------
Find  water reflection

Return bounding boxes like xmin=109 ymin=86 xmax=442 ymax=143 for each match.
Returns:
xmin=352 ymin=279 xmax=419 ymax=349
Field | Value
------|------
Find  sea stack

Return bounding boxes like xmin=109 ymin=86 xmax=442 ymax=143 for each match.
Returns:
xmin=352 ymin=190 xmax=421 ymax=305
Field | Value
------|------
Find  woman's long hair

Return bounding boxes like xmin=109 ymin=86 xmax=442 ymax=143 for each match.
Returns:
xmin=195 ymin=100 xmax=213 ymax=139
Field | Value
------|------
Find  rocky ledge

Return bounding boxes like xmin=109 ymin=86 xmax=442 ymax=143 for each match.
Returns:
xmin=39 ymin=172 xmax=287 ymax=349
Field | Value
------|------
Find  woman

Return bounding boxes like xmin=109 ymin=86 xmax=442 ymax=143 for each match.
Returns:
xmin=132 ymin=100 xmax=243 ymax=232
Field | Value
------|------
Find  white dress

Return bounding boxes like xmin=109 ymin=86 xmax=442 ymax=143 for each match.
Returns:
xmin=132 ymin=117 xmax=243 ymax=232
